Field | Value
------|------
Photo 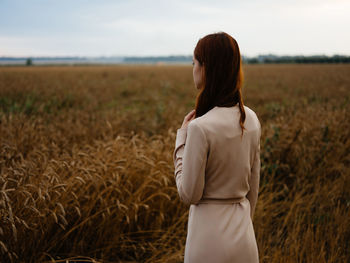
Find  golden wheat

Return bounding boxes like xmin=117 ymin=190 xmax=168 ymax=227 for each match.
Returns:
xmin=0 ymin=64 xmax=349 ymax=262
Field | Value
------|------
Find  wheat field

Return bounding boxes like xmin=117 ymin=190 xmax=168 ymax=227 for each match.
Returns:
xmin=0 ymin=64 xmax=349 ymax=262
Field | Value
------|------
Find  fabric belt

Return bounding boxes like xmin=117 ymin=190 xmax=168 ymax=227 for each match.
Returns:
xmin=197 ymin=196 xmax=246 ymax=204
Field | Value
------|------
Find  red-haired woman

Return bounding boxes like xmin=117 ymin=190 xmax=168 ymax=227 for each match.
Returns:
xmin=173 ymin=32 xmax=261 ymax=263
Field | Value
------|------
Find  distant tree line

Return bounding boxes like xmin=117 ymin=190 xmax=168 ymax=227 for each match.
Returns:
xmin=1 ymin=54 xmax=350 ymax=65
xmin=123 ymin=54 xmax=350 ymax=64
xmin=242 ymin=54 xmax=350 ymax=64
xmin=26 ymin=58 xmax=33 ymax=66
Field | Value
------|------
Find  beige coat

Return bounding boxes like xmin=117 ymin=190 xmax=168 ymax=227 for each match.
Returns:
xmin=173 ymin=104 xmax=261 ymax=263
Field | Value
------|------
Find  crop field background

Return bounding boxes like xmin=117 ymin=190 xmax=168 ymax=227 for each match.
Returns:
xmin=0 ymin=64 xmax=349 ymax=262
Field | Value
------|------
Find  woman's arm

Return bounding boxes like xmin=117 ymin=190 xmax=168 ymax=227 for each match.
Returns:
xmin=246 ymin=124 xmax=261 ymax=220
xmin=173 ymin=121 xmax=208 ymax=205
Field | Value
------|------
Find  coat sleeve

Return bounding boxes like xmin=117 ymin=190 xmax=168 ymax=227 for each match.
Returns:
xmin=173 ymin=121 xmax=208 ymax=205
xmin=246 ymin=122 xmax=261 ymax=220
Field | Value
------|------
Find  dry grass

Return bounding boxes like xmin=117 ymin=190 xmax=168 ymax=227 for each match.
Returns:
xmin=0 ymin=64 xmax=349 ymax=262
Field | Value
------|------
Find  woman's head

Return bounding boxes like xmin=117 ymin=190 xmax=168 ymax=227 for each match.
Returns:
xmin=193 ymin=31 xmax=246 ymax=135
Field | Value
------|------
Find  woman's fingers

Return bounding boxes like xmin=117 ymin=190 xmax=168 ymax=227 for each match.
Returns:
xmin=181 ymin=109 xmax=196 ymax=129
xmin=189 ymin=111 xmax=196 ymax=121
xmin=185 ymin=109 xmax=196 ymax=121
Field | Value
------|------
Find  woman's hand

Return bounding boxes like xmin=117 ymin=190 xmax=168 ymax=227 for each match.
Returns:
xmin=181 ymin=109 xmax=196 ymax=129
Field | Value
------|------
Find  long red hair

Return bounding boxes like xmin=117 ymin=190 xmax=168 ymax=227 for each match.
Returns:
xmin=194 ymin=32 xmax=246 ymax=136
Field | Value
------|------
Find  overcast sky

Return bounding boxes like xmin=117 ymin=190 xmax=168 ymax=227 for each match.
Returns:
xmin=1 ymin=0 xmax=349 ymax=57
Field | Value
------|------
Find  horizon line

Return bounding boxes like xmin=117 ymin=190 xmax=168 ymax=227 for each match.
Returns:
xmin=2 ymin=53 xmax=350 ymax=59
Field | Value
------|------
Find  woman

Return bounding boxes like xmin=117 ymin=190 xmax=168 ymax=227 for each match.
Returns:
xmin=173 ymin=32 xmax=261 ymax=263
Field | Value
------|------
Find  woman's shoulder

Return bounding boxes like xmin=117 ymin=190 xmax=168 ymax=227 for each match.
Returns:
xmin=243 ymin=105 xmax=261 ymax=131
xmin=186 ymin=118 xmax=208 ymax=141
xmin=187 ymin=117 xmax=204 ymax=130
xmin=189 ymin=108 xmax=217 ymax=128
xmin=243 ymin=105 xmax=257 ymax=116
xmin=244 ymin=105 xmax=260 ymax=120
